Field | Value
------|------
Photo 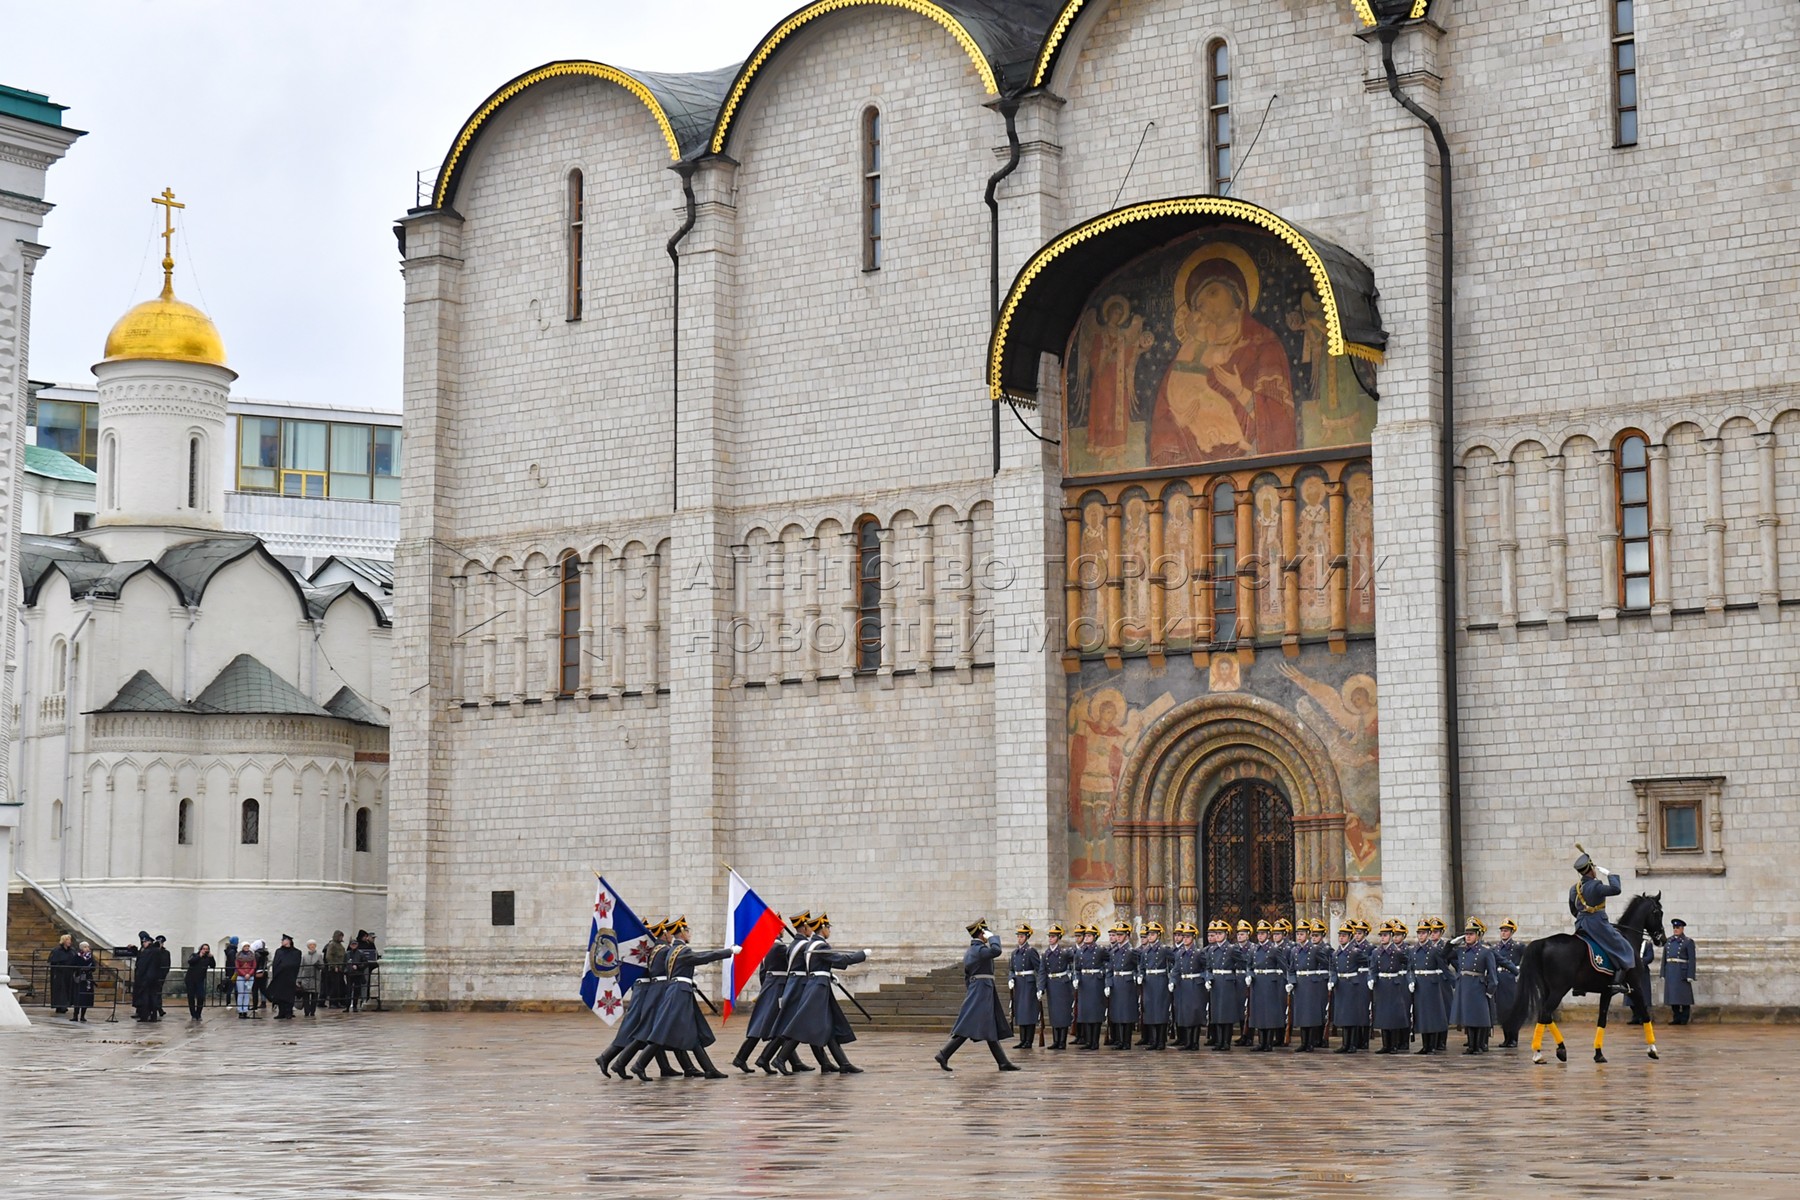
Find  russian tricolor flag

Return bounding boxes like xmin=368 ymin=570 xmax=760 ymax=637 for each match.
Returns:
xmin=724 ymin=869 xmax=784 ymax=1021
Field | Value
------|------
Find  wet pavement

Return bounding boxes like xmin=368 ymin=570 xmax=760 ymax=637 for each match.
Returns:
xmin=3 ymin=1011 xmax=1797 ymax=1198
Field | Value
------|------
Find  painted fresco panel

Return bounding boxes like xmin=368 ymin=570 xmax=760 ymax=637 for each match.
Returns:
xmin=1066 ymin=644 xmax=1380 ymax=931
xmin=1064 ymin=227 xmax=1377 ymax=477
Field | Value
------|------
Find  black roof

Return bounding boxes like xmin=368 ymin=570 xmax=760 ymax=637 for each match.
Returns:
xmin=19 ymin=534 xmax=104 ymax=604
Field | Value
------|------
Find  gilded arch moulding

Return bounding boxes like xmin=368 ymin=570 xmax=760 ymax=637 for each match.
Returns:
xmin=1110 ymin=692 xmax=1347 ymax=924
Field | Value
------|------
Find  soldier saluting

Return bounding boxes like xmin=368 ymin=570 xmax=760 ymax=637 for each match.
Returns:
xmin=935 ymin=920 xmax=1020 ymax=1072
xmin=1570 ymin=851 xmax=1639 ymax=990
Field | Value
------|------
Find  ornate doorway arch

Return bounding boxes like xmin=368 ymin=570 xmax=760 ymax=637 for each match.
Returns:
xmin=1202 ymin=778 xmax=1295 ymax=928
xmin=1110 ymin=692 xmax=1345 ymax=927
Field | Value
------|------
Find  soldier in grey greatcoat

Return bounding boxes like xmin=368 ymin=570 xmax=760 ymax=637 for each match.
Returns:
xmin=1492 ymin=918 xmax=1525 ymax=1046
xmin=1289 ymin=919 xmax=1332 ymax=1052
xmin=1170 ymin=922 xmax=1207 ymax=1051
xmin=935 ymin=920 xmax=1019 ymax=1072
xmin=1369 ymin=920 xmax=1414 ymax=1054
xmin=1136 ymin=922 xmax=1174 ymax=1050
xmin=1202 ymin=919 xmax=1244 ymax=1051
xmin=1409 ymin=918 xmax=1450 ymax=1055
xmin=1330 ymin=920 xmax=1372 ymax=1053
xmin=1040 ymin=924 xmax=1077 ymax=1049
xmin=1661 ymin=919 xmax=1696 ymax=1023
xmin=1449 ymin=918 xmax=1499 ymax=1054
xmin=1008 ymin=923 xmax=1043 ymax=1049
xmin=1247 ymin=920 xmax=1292 ymax=1051
xmin=1570 ymin=853 xmax=1638 ymax=981
xmin=1073 ymin=924 xmax=1109 ymax=1051
xmin=1104 ymin=921 xmax=1140 ymax=1050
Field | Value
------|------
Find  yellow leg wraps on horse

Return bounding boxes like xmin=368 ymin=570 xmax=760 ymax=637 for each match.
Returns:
xmin=1594 ymin=1026 xmax=1605 ymax=1049
xmin=1531 ymin=1023 xmax=1545 ymax=1052
xmin=1642 ymin=1021 xmax=1655 ymax=1045
xmin=1549 ymin=1021 xmax=1564 ymax=1046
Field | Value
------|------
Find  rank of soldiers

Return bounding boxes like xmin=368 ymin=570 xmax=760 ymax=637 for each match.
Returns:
xmin=1001 ymin=914 xmax=1526 ymax=1058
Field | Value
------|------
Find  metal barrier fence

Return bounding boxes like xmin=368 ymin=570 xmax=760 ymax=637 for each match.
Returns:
xmin=14 ymin=960 xmax=124 ymax=1022
xmin=14 ymin=955 xmax=382 ymax=1020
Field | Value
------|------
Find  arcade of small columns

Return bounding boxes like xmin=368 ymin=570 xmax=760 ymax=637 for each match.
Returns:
xmin=1061 ymin=454 xmax=1375 ymax=669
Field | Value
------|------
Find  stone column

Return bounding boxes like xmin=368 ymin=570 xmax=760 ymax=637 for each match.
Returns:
xmin=1280 ymin=483 xmax=1300 ymax=655
xmin=1360 ymin=18 xmax=1453 ymax=918
xmin=1234 ymin=485 xmax=1256 ymax=652
xmin=511 ymin=564 xmax=530 ymax=703
xmin=1102 ymin=502 xmax=1123 ymax=663
xmin=956 ymin=518 xmax=977 ymax=680
xmin=801 ymin=536 xmax=822 ymax=688
xmin=1546 ymin=455 xmax=1569 ymax=638
xmin=542 ymin=559 xmax=561 ymax=701
xmin=992 ymin=89 xmax=1067 ymax=928
xmin=914 ymin=518 xmax=936 ymax=682
xmin=876 ymin=524 xmax=897 ymax=686
xmin=1146 ymin=498 xmax=1167 ymax=656
xmin=1594 ymin=446 xmax=1620 ymax=633
xmin=448 ymin=575 xmax=468 ymax=703
xmin=763 ymin=534 xmax=785 ymax=687
xmin=1327 ymin=480 xmax=1348 ymax=651
xmin=665 ymin=156 xmax=739 ymax=930
xmin=387 ymin=207 xmax=465 ymax=1005
xmin=577 ymin=559 xmax=596 ymax=694
xmin=838 ymin=528 xmax=859 ymax=688
xmin=1496 ymin=459 xmax=1518 ymax=640
xmin=643 ymin=549 xmax=662 ymax=706
xmin=609 ymin=553 xmax=628 ymax=697
xmin=1702 ymin=438 xmax=1725 ymax=626
xmin=1757 ymin=433 xmax=1781 ymax=621
xmin=1648 ymin=442 xmax=1672 ymax=630
xmin=479 ymin=571 xmax=498 ymax=704
xmin=730 ymin=543 xmax=750 ymax=688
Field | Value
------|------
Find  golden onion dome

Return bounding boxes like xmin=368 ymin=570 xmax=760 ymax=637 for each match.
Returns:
xmin=101 ymin=280 xmax=227 ymax=368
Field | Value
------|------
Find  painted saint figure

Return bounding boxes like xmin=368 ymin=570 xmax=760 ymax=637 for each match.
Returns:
xmin=1149 ymin=253 xmax=1295 ymax=466
xmin=1072 ymin=295 xmax=1155 ymax=469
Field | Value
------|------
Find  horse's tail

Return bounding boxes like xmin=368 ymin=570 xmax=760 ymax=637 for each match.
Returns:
xmin=1503 ymin=940 xmax=1544 ymax=1039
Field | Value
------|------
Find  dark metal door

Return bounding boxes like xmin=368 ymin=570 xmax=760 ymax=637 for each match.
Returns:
xmin=1202 ymin=779 xmax=1294 ymax=928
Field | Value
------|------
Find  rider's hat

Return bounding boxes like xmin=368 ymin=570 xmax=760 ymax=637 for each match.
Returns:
xmin=1573 ymin=852 xmax=1594 ymax=874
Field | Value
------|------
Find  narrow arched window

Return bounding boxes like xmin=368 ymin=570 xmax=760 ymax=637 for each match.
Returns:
xmin=103 ymin=434 xmax=118 ymax=510
xmin=240 ymin=798 xmax=260 ymax=845
xmin=178 ymin=798 xmax=193 ymax=845
xmin=187 ymin=437 xmax=201 ymax=510
xmin=1616 ymin=431 xmax=1651 ymax=610
xmin=566 ymin=169 xmax=585 ymax=320
xmin=1207 ymin=40 xmax=1232 ymax=193
xmin=50 ymin=799 xmax=63 ymax=841
xmin=861 ymin=108 xmax=883 ymax=271
xmin=50 ymin=638 xmax=67 ymax=693
xmin=855 ymin=516 xmax=882 ymax=670
xmin=1612 ymin=1 xmax=1637 ymax=147
xmin=343 ymin=803 xmax=352 ymax=850
xmin=1211 ymin=482 xmax=1238 ymax=642
xmin=355 ymin=806 xmax=372 ymax=853
xmin=559 ymin=553 xmax=581 ymax=696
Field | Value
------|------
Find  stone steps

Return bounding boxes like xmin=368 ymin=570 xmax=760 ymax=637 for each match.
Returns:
xmin=5 ymin=886 xmax=128 ymax=1003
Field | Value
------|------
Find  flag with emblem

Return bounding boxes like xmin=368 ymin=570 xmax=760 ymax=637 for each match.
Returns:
xmin=580 ymin=875 xmax=651 ymax=1024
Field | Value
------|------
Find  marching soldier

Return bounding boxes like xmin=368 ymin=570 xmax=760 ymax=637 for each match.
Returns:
xmin=629 ymin=917 xmax=740 ymax=1080
xmin=1662 ymin=918 xmax=1696 ymax=1024
xmin=756 ymin=913 xmax=820 ymax=1074
xmin=730 ymin=915 xmax=800 ymax=1073
xmin=1203 ymin=919 xmax=1244 ymax=1051
xmin=1073 ymin=924 xmax=1109 ymax=1051
xmin=770 ymin=912 xmax=869 ymax=1075
xmin=1040 ymin=923 xmax=1077 ymax=1049
xmin=1233 ymin=920 xmax=1257 ymax=1044
xmin=598 ymin=919 xmax=690 ymax=1079
xmin=1409 ymin=915 xmax=1449 ymax=1055
xmin=1009 ymin=923 xmax=1043 ymax=1049
xmin=1247 ymin=919 xmax=1293 ymax=1051
xmin=1330 ymin=919 xmax=1372 ymax=1053
xmin=1290 ymin=919 xmax=1331 ymax=1052
xmin=1492 ymin=918 xmax=1523 ymax=1046
xmin=1171 ymin=922 xmax=1207 ymax=1051
xmin=1136 ymin=922 xmax=1173 ymax=1050
xmin=935 ymin=920 xmax=1020 ymax=1072
xmin=1105 ymin=920 xmax=1140 ymax=1050
xmin=1449 ymin=918 xmax=1499 ymax=1054
xmin=1370 ymin=920 xmax=1414 ymax=1054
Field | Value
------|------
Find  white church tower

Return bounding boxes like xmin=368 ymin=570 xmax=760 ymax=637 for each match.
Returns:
xmin=91 ymin=188 xmax=234 ymax=541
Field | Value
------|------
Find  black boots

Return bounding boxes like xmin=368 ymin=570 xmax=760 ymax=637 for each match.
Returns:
xmin=827 ymin=1041 xmax=862 ymax=1074
xmin=1014 ymin=1024 xmax=1035 ymax=1050
xmin=936 ymin=1035 xmax=966 ymax=1070
xmin=693 ymin=1048 xmax=728 ymax=1079
xmin=990 ymin=1040 xmax=1021 ymax=1071
xmin=731 ymin=1038 xmax=757 ymax=1074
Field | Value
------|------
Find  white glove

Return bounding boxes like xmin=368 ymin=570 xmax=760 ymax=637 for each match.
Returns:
xmin=1104 ymin=986 xmax=1111 ymax=998
xmin=1285 ymin=984 xmax=1293 ymax=995
xmin=729 ymin=945 xmax=742 ymax=956
xmin=1037 ymin=991 xmax=1046 ymax=1001
xmin=1327 ymin=979 xmax=1335 ymax=990
xmin=1168 ymin=979 xmax=1176 ymax=992
xmin=1007 ymin=978 xmax=1014 ymax=990
xmin=1367 ymin=979 xmax=1375 ymax=990
xmin=1205 ymin=980 xmax=1212 ymax=991
xmin=862 ymin=949 xmax=871 ymax=958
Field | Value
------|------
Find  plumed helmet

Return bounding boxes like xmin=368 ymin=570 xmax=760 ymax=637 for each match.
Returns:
xmin=1015 ymin=922 xmax=1034 ymax=937
xmin=967 ymin=918 xmax=989 ymax=938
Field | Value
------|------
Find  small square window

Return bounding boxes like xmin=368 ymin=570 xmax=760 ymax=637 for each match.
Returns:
xmin=491 ymin=890 xmax=516 ymax=927
xmin=1660 ymin=802 xmax=1700 ymax=852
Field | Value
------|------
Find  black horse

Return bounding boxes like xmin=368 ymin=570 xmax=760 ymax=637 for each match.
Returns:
xmin=1503 ymin=893 xmax=1665 ymax=1064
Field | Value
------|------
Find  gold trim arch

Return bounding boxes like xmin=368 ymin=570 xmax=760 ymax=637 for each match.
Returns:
xmin=1109 ymin=693 xmax=1348 ymax=926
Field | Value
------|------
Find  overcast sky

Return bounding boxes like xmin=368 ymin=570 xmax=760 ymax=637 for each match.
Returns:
xmin=3 ymin=1 xmax=800 ymax=407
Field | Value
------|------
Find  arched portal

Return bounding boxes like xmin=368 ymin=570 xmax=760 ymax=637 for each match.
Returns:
xmin=1202 ymin=778 xmax=1294 ymax=928
xmin=1111 ymin=692 xmax=1345 ymax=927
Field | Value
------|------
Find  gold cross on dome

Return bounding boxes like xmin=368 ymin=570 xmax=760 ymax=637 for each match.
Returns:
xmin=151 ymin=187 xmax=185 ymax=293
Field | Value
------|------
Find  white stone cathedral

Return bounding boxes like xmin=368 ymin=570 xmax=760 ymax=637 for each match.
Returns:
xmin=8 ymin=196 xmax=391 ymax=950
xmin=390 ymin=1 xmax=1798 ymax=1008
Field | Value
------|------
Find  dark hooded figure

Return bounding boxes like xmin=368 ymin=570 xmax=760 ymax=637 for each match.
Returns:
xmin=48 ymin=934 xmax=77 ymax=1012
xmin=149 ymin=936 xmax=172 ymax=1018
xmin=267 ymin=935 xmax=303 ymax=1019
xmin=184 ymin=945 xmax=217 ymax=1020
xmin=934 ymin=920 xmax=1019 ymax=1073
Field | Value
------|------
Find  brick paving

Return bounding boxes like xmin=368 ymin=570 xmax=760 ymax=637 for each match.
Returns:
xmin=3 ymin=1011 xmax=1797 ymax=1198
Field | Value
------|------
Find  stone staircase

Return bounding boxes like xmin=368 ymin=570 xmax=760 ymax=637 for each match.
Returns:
xmin=850 ymin=961 xmax=1026 ymax=1031
xmin=6 ymin=885 xmax=124 ymax=1005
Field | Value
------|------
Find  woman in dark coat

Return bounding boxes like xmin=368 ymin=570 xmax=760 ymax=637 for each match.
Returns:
xmin=934 ymin=921 xmax=1019 ymax=1072
xmin=184 ymin=944 xmax=217 ymax=1021
xmin=48 ymin=934 xmax=76 ymax=1012
xmin=70 ymin=942 xmax=97 ymax=1022
xmin=265 ymin=935 xmax=302 ymax=1020
xmin=628 ymin=918 xmax=738 ymax=1080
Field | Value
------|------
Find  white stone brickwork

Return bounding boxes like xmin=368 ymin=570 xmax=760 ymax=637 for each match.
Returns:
xmin=393 ymin=1 xmax=1800 ymax=1007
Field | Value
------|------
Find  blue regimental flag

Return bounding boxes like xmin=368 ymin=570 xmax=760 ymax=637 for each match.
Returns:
xmin=580 ymin=876 xmax=651 ymax=1024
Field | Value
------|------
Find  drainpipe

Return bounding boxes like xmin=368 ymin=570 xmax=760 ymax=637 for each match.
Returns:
xmin=59 ymin=605 xmax=93 ymax=901
xmin=1377 ymin=23 xmax=1463 ymax=924
xmin=182 ymin=606 xmax=199 ymax=701
xmin=667 ymin=161 xmax=699 ymax=512
xmin=985 ymin=97 xmax=1022 ymax=476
